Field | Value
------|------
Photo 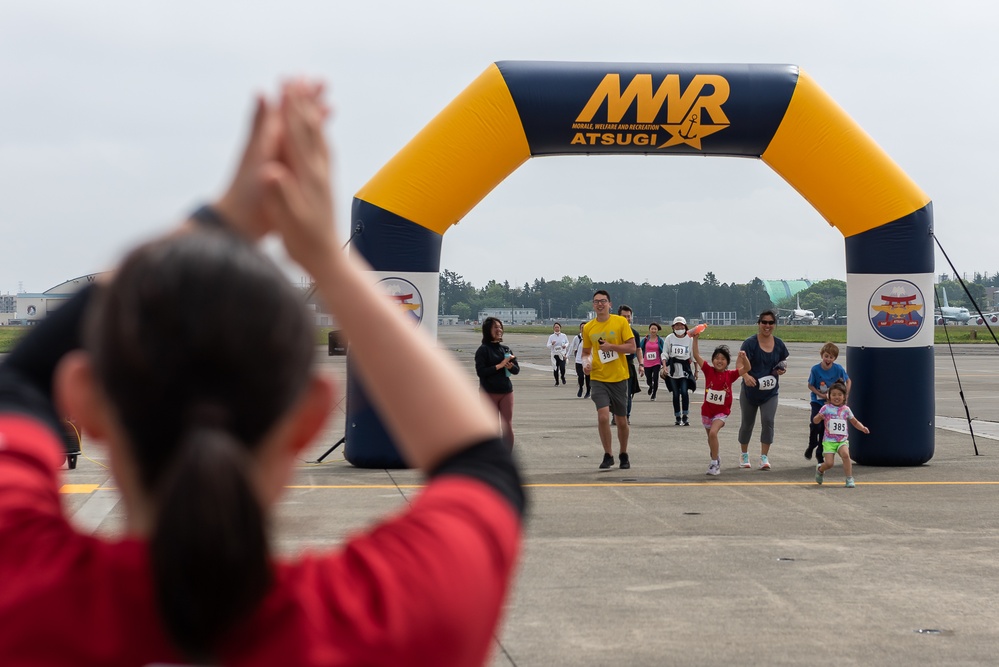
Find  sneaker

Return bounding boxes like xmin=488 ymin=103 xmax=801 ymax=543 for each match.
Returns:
xmin=804 ymin=444 xmax=816 ymax=460
xmin=815 ymin=465 xmax=824 ymax=485
xmin=739 ymin=453 xmax=751 ymax=468
xmin=648 ymin=386 xmax=653 ymax=395
xmin=681 ymin=416 xmax=689 ymax=426
xmin=584 ymin=391 xmax=590 ymax=399
xmin=577 ymin=387 xmax=583 ymax=398
xmin=599 ymin=453 xmax=614 ymax=469
xmin=650 ymin=396 xmax=656 ymax=401
xmin=554 ymin=381 xmax=560 ymax=387
xmin=619 ymin=453 xmax=631 ymax=470
xmin=706 ymin=460 xmax=721 ymax=476
xmin=675 ymin=418 xmax=682 ymax=426
xmin=758 ymin=455 xmax=771 ymax=470
xmin=845 ymin=477 xmax=856 ymax=488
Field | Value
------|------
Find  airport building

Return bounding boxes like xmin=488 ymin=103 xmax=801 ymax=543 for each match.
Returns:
xmin=13 ymin=274 xmax=103 ymax=325
xmin=12 ymin=275 xmax=336 ymax=328
xmin=699 ymin=311 xmax=738 ymax=326
xmin=478 ymin=307 xmax=538 ymax=325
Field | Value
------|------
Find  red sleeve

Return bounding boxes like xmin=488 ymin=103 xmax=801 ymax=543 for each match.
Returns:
xmin=0 ymin=415 xmax=67 ymax=539
xmin=727 ymin=369 xmax=741 ymax=384
xmin=299 ymin=477 xmax=522 ymax=667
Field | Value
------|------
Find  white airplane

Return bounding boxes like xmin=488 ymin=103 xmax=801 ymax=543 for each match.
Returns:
xmin=778 ymin=295 xmax=815 ymax=325
xmin=935 ymin=287 xmax=971 ymax=325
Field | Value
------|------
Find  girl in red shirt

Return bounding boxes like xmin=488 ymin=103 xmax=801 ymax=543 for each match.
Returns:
xmin=692 ymin=333 xmax=749 ymax=476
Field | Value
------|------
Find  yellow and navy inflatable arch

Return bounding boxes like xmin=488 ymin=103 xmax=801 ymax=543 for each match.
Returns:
xmin=348 ymin=62 xmax=934 ymax=468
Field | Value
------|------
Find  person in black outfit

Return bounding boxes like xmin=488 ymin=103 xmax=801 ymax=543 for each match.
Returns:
xmin=475 ymin=317 xmax=520 ymax=448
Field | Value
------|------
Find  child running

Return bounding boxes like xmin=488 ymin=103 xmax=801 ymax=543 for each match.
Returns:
xmin=692 ymin=332 xmax=749 ymax=476
xmin=812 ymin=382 xmax=870 ymax=488
xmin=805 ymin=342 xmax=851 ymax=460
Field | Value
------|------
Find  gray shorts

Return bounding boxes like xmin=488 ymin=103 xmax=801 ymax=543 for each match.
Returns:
xmin=590 ymin=379 xmax=629 ymax=417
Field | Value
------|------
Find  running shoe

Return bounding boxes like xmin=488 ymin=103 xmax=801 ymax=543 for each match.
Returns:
xmin=599 ymin=453 xmax=614 ymax=469
xmin=845 ymin=477 xmax=856 ymax=488
xmin=815 ymin=465 xmax=824 ymax=485
xmin=758 ymin=455 xmax=771 ymax=470
xmin=706 ymin=460 xmax=721 ymax=476
xmin=739 ymin=452 xmax=751 ymax=468
xmin=577 ymin=387 xmax=583 ymax=398
xmin=619 ymin=453 xmax=631 ymax=470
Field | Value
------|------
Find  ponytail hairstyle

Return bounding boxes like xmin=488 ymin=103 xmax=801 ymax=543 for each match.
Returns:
xmin=85 ymin=232 xmax=315 ymax=661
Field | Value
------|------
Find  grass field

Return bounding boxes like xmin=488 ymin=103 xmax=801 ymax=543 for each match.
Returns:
xmin=0 ymin=327 xmax=28 ymax=353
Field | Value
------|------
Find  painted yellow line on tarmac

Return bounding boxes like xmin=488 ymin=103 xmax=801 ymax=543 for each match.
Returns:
xmin=59 ymin=480 xmax=999 ymax=496
xmin=59 ymin=484 xmax=101 ymax=494
xmin=286 ymin=484 xmax=424 ymax=490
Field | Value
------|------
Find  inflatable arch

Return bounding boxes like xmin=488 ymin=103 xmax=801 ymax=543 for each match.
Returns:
xmin=347 ymin=61 xmax=934 ymax=468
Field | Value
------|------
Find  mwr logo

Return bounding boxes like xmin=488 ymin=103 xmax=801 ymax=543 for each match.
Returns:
xmin=571 ymin=73 xmax=730 ymax=150
xmin=379 ymin=277 xmax=423 ymax=326
xmin=868 ymin=279 xmax=925 ymax=342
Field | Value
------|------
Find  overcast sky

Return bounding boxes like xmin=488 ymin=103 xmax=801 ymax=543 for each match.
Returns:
xmin=1 ymin=1 xmax=994 ymax=295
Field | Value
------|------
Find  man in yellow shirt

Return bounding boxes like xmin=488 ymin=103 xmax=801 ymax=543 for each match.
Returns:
xmin=582 ymin=290 xmax=637 ymax=469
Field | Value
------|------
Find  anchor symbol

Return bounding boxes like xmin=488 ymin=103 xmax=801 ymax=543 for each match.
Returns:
xmin=678 ymin=113 xmax=698 ymax=140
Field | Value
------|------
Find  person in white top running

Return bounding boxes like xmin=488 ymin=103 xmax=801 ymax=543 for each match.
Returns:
xmin=662 ymin=316 xmax=699 ymax=426
xmin=565 ymin=323 xmax=590 ymax=398
xmin=546 ymin=322 xmax=569 ymax=387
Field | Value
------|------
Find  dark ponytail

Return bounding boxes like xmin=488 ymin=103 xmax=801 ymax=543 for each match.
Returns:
xmin=151 ymin=425 xmax=270 ymax=661
xmin=85 ymin=232 xmax=315 ymax=660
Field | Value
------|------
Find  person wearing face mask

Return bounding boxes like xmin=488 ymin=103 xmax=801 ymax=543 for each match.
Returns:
xmin=662 ymin=316 xmax=699 ymax=426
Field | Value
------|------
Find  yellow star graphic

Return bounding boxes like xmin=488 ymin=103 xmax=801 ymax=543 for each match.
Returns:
xmin=658 ymin=119 xmax=729 ymax=150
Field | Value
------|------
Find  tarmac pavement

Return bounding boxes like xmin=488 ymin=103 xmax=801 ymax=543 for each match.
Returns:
xmin=52 ymin=328 xmax=999 ymax=666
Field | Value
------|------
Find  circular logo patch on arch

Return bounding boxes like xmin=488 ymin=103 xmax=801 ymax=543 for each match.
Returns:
xmin=378 ymin=277 xmax=424 ymax=325
xmin=868 ymin=279 xmax=925 ymax=342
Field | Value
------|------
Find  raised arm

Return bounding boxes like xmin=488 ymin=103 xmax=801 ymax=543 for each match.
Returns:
xmin=263 ymin=82 xmax=497 ymax=472
xmin=737 ymin=349 xmax=755 ymax=386
xmin=691 ymin=334 xmax=704 ymax=367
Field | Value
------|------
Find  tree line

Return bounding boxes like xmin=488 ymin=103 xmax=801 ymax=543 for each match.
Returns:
xmin=439 ymin=270 xmax=780 ymax=324
xmin=439 ymin=270 xmax=999 ymax=326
